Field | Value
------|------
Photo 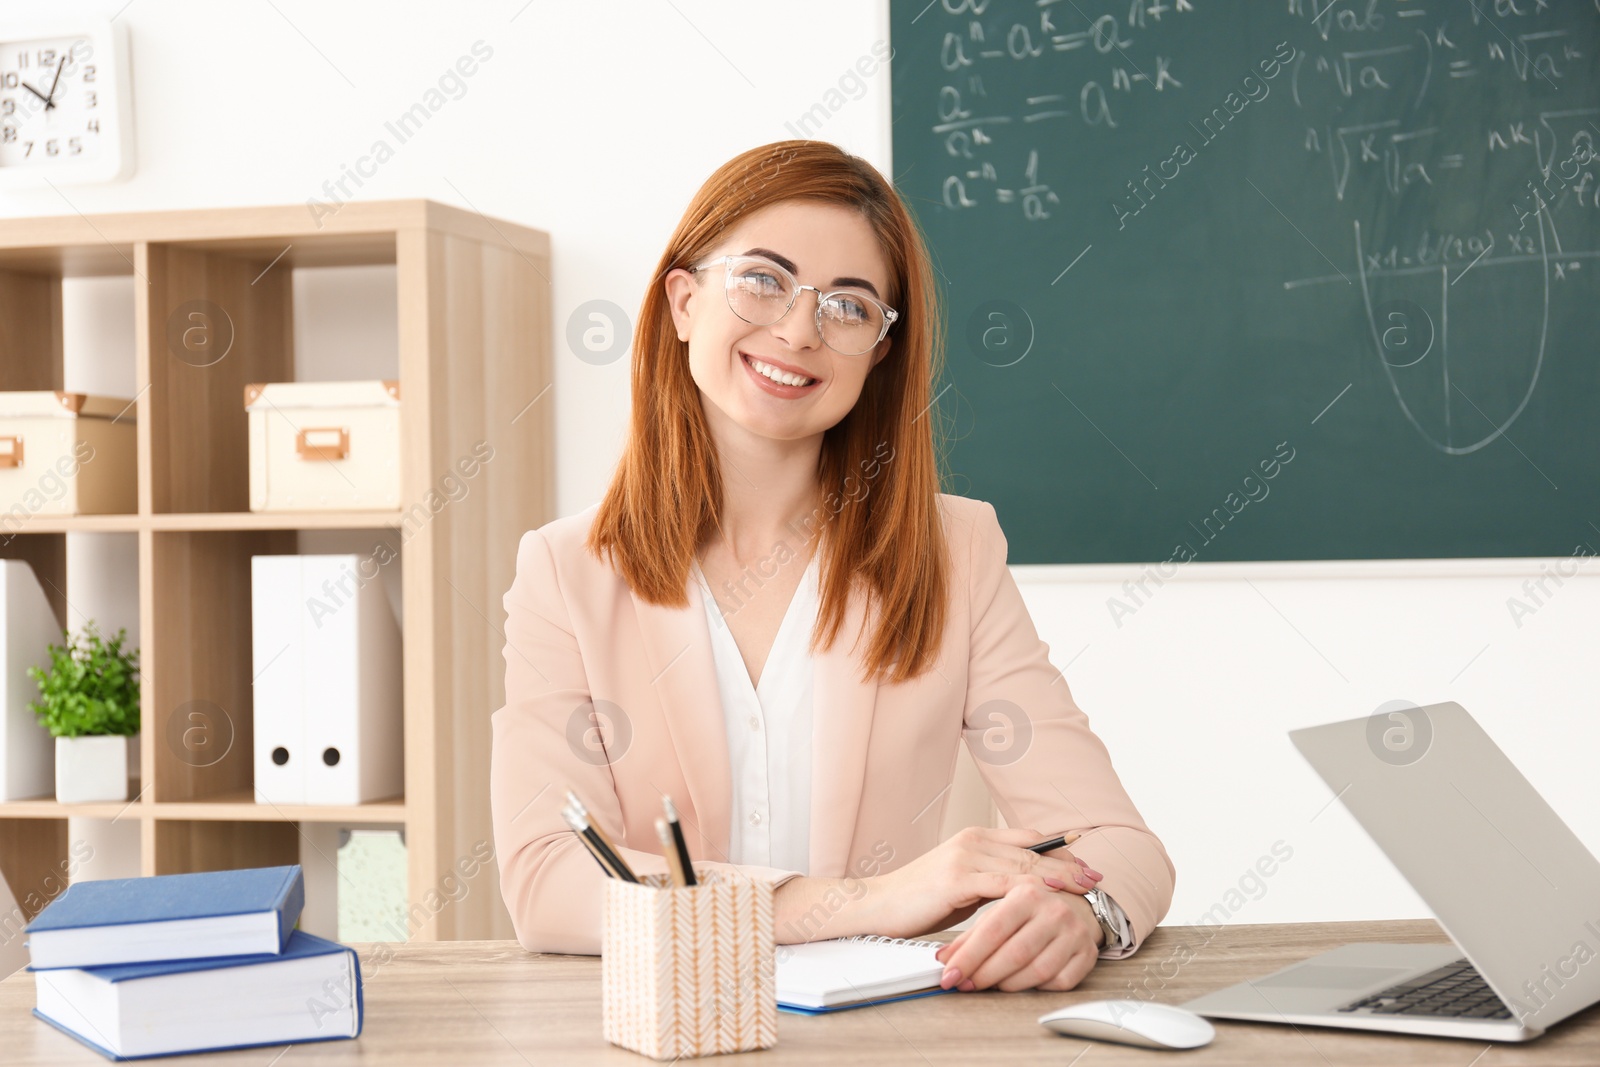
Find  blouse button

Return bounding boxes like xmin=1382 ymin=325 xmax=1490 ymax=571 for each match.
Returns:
xmin=749 ymin=716 xmax=761 ymax=731
xmin=748 ymin=810 xmax=763 ymax=826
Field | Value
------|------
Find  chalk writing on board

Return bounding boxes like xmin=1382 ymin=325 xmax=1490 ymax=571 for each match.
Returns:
xmin=916 ymin=0 xmax=1598 ymax=458
xmin=1356 ymin=216 xmax=1549 ymax=456
xmin=893 ymin=0 xmax=1600 ymax=561
xmin=1271 ymin=3 xmax=1599 ymax=458
xmin=930 ymin=0 xmax=1199 ymax=222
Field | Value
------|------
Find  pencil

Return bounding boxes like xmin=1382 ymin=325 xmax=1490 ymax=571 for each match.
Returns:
xmin=1026 ymin=832 xmax=1082 ymax=854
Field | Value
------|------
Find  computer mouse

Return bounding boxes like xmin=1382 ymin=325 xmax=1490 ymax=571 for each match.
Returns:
xmin=1038 ymin=998 xmax=1216 ymax=1050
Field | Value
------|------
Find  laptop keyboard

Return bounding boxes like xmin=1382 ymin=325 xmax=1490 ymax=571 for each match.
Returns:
xmin=1337 ymin=958 xmax=1512 ymax=1019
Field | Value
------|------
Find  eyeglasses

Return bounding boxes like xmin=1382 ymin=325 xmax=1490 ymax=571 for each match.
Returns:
xmin=685 ymin=253 xmax=899 ymax=356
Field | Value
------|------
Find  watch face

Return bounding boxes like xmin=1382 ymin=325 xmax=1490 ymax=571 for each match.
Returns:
xmin=1083 ymin=888 xmax=1114 ymax=933
xmin=0 ymin=35 xmax=102 ymax=168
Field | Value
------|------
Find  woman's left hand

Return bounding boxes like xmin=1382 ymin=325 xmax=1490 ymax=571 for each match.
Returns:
xmin=932 ymin=878 xmax=1102 ymax=992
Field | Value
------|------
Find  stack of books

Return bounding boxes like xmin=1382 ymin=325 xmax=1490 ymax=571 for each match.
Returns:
xmin=22 ymin=864 xmax=363 ymax=1061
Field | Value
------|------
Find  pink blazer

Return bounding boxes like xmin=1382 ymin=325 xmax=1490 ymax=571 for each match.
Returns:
xmin=490 ymin=493 xmax=1175 ymax=955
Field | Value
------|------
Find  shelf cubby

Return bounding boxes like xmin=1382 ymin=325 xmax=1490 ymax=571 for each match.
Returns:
xmin=144 ymin=241 xmax=293 ymax=516
xmin=0 ymin=819 xmax=67 ymax=922
xmin=148 ymin=526 xmax=297 ymax=803
xmin=0 ymin=263 xmax=62 ymax=392
xmin=153 ymin=818 xmax=300 ymax=876
xmin=0 ymin=531 xmax=66 ymax=636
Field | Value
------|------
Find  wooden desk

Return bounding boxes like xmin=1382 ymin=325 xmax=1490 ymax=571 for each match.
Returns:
xmin=3 ymin=920 xmax=1599 ymax=1065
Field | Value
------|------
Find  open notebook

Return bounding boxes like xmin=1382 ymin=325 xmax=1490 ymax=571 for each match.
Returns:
xmin=776 ymin=935 xmax=951 ymax=1014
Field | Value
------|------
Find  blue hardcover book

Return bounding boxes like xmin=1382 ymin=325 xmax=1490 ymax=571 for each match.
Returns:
xmin=25 ymin=865 xmax=304 ymax=970
xmin=32 ymin=929 xmax=361 ymax=1061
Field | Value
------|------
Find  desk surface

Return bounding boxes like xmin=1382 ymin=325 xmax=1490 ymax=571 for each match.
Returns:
xmin=3 ymin=920 xmax=1598 ymax=1065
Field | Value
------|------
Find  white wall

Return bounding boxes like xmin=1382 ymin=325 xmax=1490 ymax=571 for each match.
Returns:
xmin=1021 ymin=559 xmax=1600 ymax=927
xmin=11 ymin=0 xmax=1598 ymax=928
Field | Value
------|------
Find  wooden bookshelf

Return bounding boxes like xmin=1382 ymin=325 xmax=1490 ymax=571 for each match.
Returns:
xmin=0 ymin=200 xmax=552 ymax=940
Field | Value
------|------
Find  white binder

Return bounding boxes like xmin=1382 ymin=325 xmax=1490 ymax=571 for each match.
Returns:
xmin=251 ymin=555 xmax=304 ymax=805
xmin=0 ymin=560 xmax=57 ymax=801
xmin=301 ymin=555 xmax=402 ymax=805
xmin=251 ymin=554 xmax=402 ymax=807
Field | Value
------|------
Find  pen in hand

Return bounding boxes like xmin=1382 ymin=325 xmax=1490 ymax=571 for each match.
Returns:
xmin=1026 ymin=831 xmax=1081 ymax=854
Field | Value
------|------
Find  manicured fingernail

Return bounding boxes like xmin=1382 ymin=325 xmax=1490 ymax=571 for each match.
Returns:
xmin=958 ymin=979 xmax=976 ymax=992
xmin=1084 ymin=866 xmax=1103 ymax=880
xmin=1075 ymin=871 xmax=1093 ymax=888
xmin=940 ymin=967 xmax=962 ymax=989
xmin=1043 ymin=876 xmax=1070 ymax=890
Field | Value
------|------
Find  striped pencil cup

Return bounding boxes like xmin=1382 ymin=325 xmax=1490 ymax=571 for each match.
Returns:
xmin=601 ymin=870 xmax=777 ymax=1060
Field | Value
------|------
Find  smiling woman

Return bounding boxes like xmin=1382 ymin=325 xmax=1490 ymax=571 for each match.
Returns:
xmin=489 ymin=140 xmax=1175 ymax=996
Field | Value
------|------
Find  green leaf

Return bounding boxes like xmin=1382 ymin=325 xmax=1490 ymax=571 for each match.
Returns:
xmin=30 ymin=621 xmax=142 ymax=738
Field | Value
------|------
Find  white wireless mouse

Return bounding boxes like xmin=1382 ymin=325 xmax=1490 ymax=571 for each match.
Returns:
xmin=1039 ymin=998 xmax=1216 ymax=1050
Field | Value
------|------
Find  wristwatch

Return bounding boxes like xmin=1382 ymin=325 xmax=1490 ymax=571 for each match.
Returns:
xmin=1081 ymin=887 xmax=1122 ymax=949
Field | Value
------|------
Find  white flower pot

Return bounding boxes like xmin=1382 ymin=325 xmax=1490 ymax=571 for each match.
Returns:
xmin=55 ymin=734 xmax=139 ymax=804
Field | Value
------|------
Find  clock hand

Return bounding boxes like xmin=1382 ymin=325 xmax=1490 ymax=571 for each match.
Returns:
xmin=21 ymin=81 xmax=51 ymax=107
xmin=44 ymin=54 xmax=68 ymax=110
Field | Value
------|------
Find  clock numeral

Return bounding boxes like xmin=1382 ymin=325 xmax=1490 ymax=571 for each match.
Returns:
xmin=39 ymin=49 xmax=56 ymax=67
xmin=22 ymin=140 xmax=32 ymax=157
xmin=85 ymin=91 xmax=96 ymax=109
xmin=1 ymin=127 xmax=15 ymax=144
xmin=45 ymin=138 xmax=59 ymax=157
xmin=0 ymin=72 xmax=17 ymax=89
xmin=83 ymin=64 xmax=96 ymax=83
xmin=15 ymin=51 xmax=26 ymax=68
xmin=1 ymin=99 xmax=12 ymax=116
xmin=69 ymin=136 xmax=81 ymax=155
xmin=86 ymin=118 xmax=100 ymax=133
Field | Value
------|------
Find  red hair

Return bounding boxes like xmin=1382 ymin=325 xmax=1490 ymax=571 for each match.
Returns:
xmin=586 ymin=140 xmax=950 ymax=685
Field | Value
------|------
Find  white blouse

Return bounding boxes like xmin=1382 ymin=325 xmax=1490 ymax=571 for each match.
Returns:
xmin=688 ymin=549 xmax=1135 ymax=957
xmin=690 ymin=550 xmax=820 ymax=876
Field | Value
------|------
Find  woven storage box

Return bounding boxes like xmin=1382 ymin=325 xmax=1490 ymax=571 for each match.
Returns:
xmin=245 ymin=380 xmax=400 ymax=512
xmin=601 ymin=871 xmax=776 ymax=1060
xmin=0 ymin=391 xmax=136 ymax=516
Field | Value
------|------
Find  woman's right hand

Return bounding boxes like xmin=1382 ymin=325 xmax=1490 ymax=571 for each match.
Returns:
xmin=852 ymin=826 xmax=1102 ymax=940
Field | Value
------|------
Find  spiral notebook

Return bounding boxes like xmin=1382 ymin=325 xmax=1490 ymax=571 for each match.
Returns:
xmin=776 ymin=935 xmax=951 ymax=1014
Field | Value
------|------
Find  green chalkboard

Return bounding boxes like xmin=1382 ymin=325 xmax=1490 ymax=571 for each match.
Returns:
xmin=890 ymin=0 xmax=1600 ymax=563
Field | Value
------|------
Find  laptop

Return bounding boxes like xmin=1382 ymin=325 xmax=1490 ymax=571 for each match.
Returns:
xmin=1183 ymin=701 xmax=1600 ymax=1042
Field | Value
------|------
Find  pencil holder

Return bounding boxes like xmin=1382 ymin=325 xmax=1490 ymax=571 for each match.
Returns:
xmin=601 ymin=870 xmax=777 ymax=1060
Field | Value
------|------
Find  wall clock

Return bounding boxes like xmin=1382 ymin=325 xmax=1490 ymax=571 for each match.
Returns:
xmin=0 ymin=18 xmax=133 ymax=188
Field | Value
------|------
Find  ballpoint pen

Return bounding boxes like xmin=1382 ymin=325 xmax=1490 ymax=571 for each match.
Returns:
xmin=562 ymin=803 xmax=623 ymax=878
xmin=656 ymin=817 xmax=688 ymax=887
xmin=564 ymin=791 xmax=640 ymax=882
xmin=661 ymin=795 xmax=698 ymax=887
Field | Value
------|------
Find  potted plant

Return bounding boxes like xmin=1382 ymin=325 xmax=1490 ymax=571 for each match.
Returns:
xmin=28 ymin=622 xmax=141 ymax=803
